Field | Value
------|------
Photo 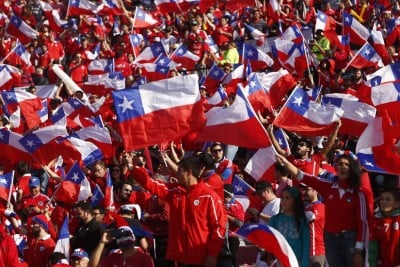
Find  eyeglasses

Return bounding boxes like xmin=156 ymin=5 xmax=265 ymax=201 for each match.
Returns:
xmin=212 ymin=149 xmax=223 ymax=153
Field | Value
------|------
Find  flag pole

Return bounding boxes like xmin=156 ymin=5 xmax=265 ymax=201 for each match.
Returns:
xmin=7 ymin=170 xmax=15 ymax=205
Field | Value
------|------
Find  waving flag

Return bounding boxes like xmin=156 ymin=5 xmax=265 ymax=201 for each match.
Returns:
xmin=322 ymin=93 xmax=376 ymax=136
xmin=273 ymin=127 xmax=291 ymax=155
xmin=72 ymin=126 xmax=113 ymax=160
xmin=207 ymin=85 xmax=228 ymax=105
xmin=55 ymin=162 xmax=92 ymax=203
xmin=272 ymin=40 xmax=308 ymax=76
xmin=18 ymin=125 xmax=69 ymax=165
xmin=5 ymin=15 xmax=38 ymax=44
xmin=133 ymin=42 xmax=166 ymax=64
xmin=343 ymin=12 xmax=370 ymax=45
xmin=0 ymin=65 xmax=14 ymax=91
xmin=200 ymin=64 xmax=226 ymax=94
xmin=232 ymin=175 xmax=255 ymax=196
xmin=67 ymin=0 xmax=97 ymax=16
xmin=54 ymin=215 xmax=70 ymax=260
xmin=112 ymin=74 xmax=205 ymax=151
xmin=223 ymin=64 xmax=245 ymax=94
xmin=1 ymin=90 xmax=43 ymax=130
xmin=0 ymin=171 xmax=14 ymax=202
xmin=97 ymin=0 xmax=123 ymax=15
xmin=154 ymin=0 xmax=181 ymax=14
xmin=244 ymin=146 xmax=276 ymax=182
xmin=40 ymin=1 xmax=69 ymax=32
xmin=91 ymin=184 xmax=104 ymax=207
xmin=236 ymin=224 xmax=299 ymax=267
xmin=169 ymin=43 xmax=200 ymax=70
xmin=242 ymin=43 xmax=273 ymax=71
xmin=7 ymin=42 xmax=31 ymax=67
xmin=347 ymin=42 xmax=383 ymax=69
xmin=130 ymin=34 xmax=143 ymax=58
xmin=365 ymin=62 xmax=400 ymax=86
xmin=257 ymin=69 xmax=297 ymax=108
xmin=315 ymin=11 xmax=338 ymax=47
xmin=244 ymin=23 xmax=265 ymax=43
xmin=280 ymin=25 xmax=303 ymax=44
xmin=273 ymin=87 xmax=343 ymax=136
xmin=197 ymin=85 xmax=271 ymax=149
xmin=370 ymin=25 xmax=389 ymax=63
xmin=356 ymin=111 xmax=400 ymax=175
xmin=370 ymin=82 xmax=400 ymax=128
xmin=88 ymin=59 xmax=114 ymax=75
xmin=243 ymin=73 xmax=272 ymax=113
xmin=0 ymin=129 xmax=31 ymax=170
xmin=133 ymin=7 xmax=158 ymax=28
xmin=65 ymin=137 xmax=103 ymax=166
xmin=103 ymin=169 xmax=114 ymax=210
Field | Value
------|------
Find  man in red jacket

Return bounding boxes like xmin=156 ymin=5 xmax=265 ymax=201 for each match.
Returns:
xmin=132 ymin=156 xmax=227 ymax=267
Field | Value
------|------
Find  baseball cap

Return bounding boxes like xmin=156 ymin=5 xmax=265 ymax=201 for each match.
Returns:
xmin=29 ymin=176 xmax=41 ymax=187
xmin=71 ymin=248 xmax=89 ymax=260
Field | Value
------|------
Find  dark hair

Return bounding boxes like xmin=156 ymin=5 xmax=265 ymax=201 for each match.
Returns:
xmin=379 ymin=188 xmax=400 ymax=202
xmin=335 ymin=154 xmax=362 ymax=190
xmin=178 ymin=156 xmax=202 ymax=178
xmin=197 ymin=152 xmax=215 ymax=170
xmin=92 ymin=205 xmax=106 ymax=214
xmin=275 ymin=162 xmax=289 ymax=177
xmin=283 ymin=187 xmax=306 ymax=232
xmin=16 ymin=161 xmax=30 ymax=176
xmin=74 ymin=200 xmax=93 ymax=213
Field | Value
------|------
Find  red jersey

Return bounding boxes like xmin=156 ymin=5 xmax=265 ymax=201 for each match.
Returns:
xmin=371 ymin=209 xmax=400 ymax=267
xmin=225 ymin=198 xmax=245 ymax=232
xmin=305 ymin=201 xmax=325 ymax=256
xmin=24 ymin=234 xmax=56 ymax=267
xmin=20 ymin=193 xmax=50 ymax=216
xmin=202 ymin=170 xmax=224 ymax=199
xmin=288 ymin=153 xmax=325 ymax=176
xmin=299 ymin=173 xmax=368 ymax=250
xmin=132 ymin=167 xmax=227 ymax=266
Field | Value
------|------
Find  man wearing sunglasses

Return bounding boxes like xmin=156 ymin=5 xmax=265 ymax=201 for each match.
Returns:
xmin=210 ymin=142 xmax=236 ymax=184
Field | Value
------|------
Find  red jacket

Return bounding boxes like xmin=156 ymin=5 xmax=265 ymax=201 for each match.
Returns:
xmin=132 ymin=167 xmax=227 ymax=265
xmin=0 ymin=231 xmax=20 ymax=267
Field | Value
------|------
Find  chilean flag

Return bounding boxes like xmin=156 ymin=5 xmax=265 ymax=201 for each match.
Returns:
xmin=154 ymin=0 xmax=181 ymax=14
xmin=280 ymin=25 xmax=303 ymax=44
xmin=271 ymin=40 xmax=308 ymax=76
xmin=274 ymin=127 xmax=291 ymax=155
xmin=0 ymin=129 xmax=32 ymax=171
xmin=370 ymin=82 xmax=400 ymax=129
xmin=71 ymin=126 xmax=113 ymax=160
xmin=321 ymin=93 xmax=376 ymax=136
xmin=257 ymin=69 xmax=297 ymax=108
xmin=244 ymin=146 xmax=276 ymax=182
xmin=343 ymin=12 xmax=370 ymax=46
xmin=169 ymin=43 xmax=200 ymax=70
xmin=200 ymin=64 xmax=226 ymax=94
xmin=112 ymin=74 xmax=206 ymax=151
xmin=40 ymin=1 xmax=69 ymax=32
xmin=18 ymin=125 xmax=69 ymax=165
xmin=365 ymin=62 xmax=400 ymax=86
xmin=91 ymin=184 xmax=104 ymax=207
xmin=242 ymin=43 xmax=274 ymax=71
xmin=55 ymin=162 xmax=92 ymax=203
xmin=88 ymin=59 xmax=114 ymax=75
xmin=232 ymin=175 xmax=255 ymax=196
xmin=243 ymin=73 xmax=272 ymax=113
xmin=133 ymin=7 xmax=159 ymax=29
xmin=0 ymin=171 xmax=14 ymax=202
xmin=67 ymin=0 xmax=97 ymax=16
xmin=207 ymin=85 xmax=228 ymax=106
xmin=347 ymin=42 xmax=383 ymax=69
xmin=370 ymin=25 xmax=389 ymax=64
xmin=130 ymin=34 xmax=144 ymax=58
xmin=64 ymin=137 xmax=103 ymax=166
xmin=0 ymin=65 xmax=14 ymax=91
xmin=5 ymin=15 xmax=39 ymax=44
xmin=315 ymin=11 xmax=338 ymax=47
xmin=196 ymin=85 xmax=271 ymax=149
xmin=97 ymin=0 xmax=123 ymax=15
xmin=7 ymin=42 xmax=31 ymax=67
xmin=236 ymin=224 xmax=299 ymax=267
xmin=133 ymin=42 xmax=166 ymax=64
xmin=273 ymin=87 xmax=343 ymax=136
xmin=244 ymin=23 xmax=265 ymax=44
xmin=103 ymin=169 xmax=114 ymax=210
xmin=54 ymin=215 xmax=70 ymax=260
xmin=1 ymin=90 xmax=43 ymax=130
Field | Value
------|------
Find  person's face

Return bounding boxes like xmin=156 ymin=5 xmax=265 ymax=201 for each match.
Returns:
xmin=176 ymin=166 xmax=190 ymax=186
xmin=74 ymin=207 xmax=90 ymax=222
xmin=379 ymin=192 xmax=397 ymax=215
xmin=31 ymin=222 xmax=41 ymax=237
xmin=92 ymin=209 xmax=104 ymax=223
xmin=120 ymin=184 xmax=132 ymax=200
xmin=121 ymin=151 xmax=133 ymax=165
xmin=71 ymin=257 xmax=89 ymax=267
xmin=280 ymin=191 xmax=295 ymax=213
xmin=302 ymin=187 xmax=316 ymax=202
xmin=295 ymin=142 xmax=309 ymax=157
xmin=111 ymin=167 xmax=121 ymax=178
xmin=335 ymin=158 xmax=350 ymax=180
xmin=30 ymin=185 xmax=40 ymax=196
xmin=93 ymin=164 xmax=106 ymax=178
xmin=211 ymin=146 xmax=224 ymax=161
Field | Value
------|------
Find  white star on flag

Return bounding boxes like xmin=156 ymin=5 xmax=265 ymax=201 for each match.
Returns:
xmin=118 ymin=96 xmax=134 ymax=113
xmin=26 ymin=140 xmax=35 ymax=148
xmin=0 ymin=178 xmax=7 ymax=185
xmin=71 ymin=172 xmax=80 ymax=182
xmin=235 ymin=184 xmax=243 ymax=193
xmin=364 ymin=161 xmax=374 ymax=167
xmin=293 ymin=96 xmax=303 ymax=106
